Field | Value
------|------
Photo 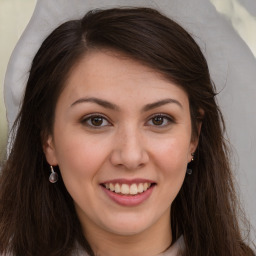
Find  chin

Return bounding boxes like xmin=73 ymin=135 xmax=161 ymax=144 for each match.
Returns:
xmin=99 ymin=213 xmax=157 ymax=236
xmin=104 ymin=223 xmax=150 ymax=236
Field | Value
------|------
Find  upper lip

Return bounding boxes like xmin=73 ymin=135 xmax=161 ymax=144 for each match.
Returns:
xmin=100 ymin=178 xmax=156 ymax=185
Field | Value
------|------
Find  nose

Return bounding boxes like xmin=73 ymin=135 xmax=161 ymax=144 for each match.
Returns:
xmin=110 ymin=126 xmax=149 ymax=170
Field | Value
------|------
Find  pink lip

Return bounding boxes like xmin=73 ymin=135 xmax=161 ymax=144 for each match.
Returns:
xmin=100 ymin=183 xmax=155 ymax=207
xmin=101 ymin=178 xmax=155 ymax=185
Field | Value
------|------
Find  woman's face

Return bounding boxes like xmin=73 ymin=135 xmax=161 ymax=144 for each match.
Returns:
xmin=44 ymin=50 xmax=197 ymax=239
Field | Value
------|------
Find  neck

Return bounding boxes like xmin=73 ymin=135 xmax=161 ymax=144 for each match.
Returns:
xmin=81 ymin=210 xmax=172 ymax=256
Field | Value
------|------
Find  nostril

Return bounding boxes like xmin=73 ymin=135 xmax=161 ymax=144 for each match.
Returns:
xmin=110 ymin=149 xmax=149 ymax=170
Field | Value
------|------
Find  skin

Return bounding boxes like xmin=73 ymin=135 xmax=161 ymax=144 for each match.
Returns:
xmin=44 ymin=50 xmax=199 ymax=256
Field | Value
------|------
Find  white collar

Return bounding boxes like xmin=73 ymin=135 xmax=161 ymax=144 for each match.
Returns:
xmin=74 ymin=236 xmax=184 ymax=256
xmin=158 ymin=236 xmax=184 ymax=256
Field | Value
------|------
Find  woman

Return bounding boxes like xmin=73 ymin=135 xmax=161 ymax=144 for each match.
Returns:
xmin=0 ymin=7 xmax=254 ymax=256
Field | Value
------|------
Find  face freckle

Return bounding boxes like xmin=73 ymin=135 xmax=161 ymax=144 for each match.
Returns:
xmin=44 ymin=50 xmax=198 ymax=244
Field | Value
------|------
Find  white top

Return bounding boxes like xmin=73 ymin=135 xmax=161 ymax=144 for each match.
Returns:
xmin=0 ymin=237 xmax=184 ymax=256
xmin=158 ymin=236 xmax=184 ymax=256
xmin=74 ymin=236 xmax=184 ymax=256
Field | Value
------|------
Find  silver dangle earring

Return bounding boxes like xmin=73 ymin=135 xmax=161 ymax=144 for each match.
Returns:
xmin=49 ymin=165 xmax=58 ymax=183
xmin=186 ymin=153 xmax=195 ymax=175
xmin=186 ymin=168 xmax=193 ymax=175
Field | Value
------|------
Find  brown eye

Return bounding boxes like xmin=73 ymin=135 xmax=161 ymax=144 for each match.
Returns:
xmin=91 ymin=117 xmax=103 ymax=126
xmin=82 ymin=115 xmax=110 ymax=128
xmin=152 ymin=116 xmax=164 ymax=125
xmin=147 ymin=114 xmax=173 ymax=127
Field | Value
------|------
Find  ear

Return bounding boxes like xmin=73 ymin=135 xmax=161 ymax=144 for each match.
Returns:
xmin=43 ymin=135 xmax=58 ymax=166
xmin=188 ymin=116 xmax=203 ymax=162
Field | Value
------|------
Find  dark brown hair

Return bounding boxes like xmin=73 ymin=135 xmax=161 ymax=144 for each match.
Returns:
xmin=0 ymin=7 xmax=254 ymax=256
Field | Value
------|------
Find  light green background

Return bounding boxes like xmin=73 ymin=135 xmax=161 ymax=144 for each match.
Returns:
xmin=0 ymin=0 xmax=36 ymax=161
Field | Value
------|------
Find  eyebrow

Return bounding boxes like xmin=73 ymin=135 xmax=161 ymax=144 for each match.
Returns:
xmin=70 ymin=97 xmax=183 ymax=111
xmin=142 ymin=98 xmax=183 ymax=112
xmin=71 ymin=97 xmax=120 ymax=110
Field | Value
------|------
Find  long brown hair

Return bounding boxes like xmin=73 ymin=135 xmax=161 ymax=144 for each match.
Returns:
xmin=0 ymin=7 xmax=254 ymax=256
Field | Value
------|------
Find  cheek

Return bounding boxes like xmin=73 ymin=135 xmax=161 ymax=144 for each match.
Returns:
xmin=53 ymin=130 xmax=109 ymax=184
xmin=152 ymin=134 xmax=190 ymax=166
xmin=53 ymin=133 xmax=110 ymax=211
xmin=152 ymin=135 xmax=189 ymax=193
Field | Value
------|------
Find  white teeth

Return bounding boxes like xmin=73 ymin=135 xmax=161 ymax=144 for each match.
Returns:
xmin=104 ymin=182 xmax=152 ymax=195
xmin=121 ymin=184 xmax=130 ymax=194
xmin=143 ymin=183 xmax=148 ymax=191
xmin=115 ymin=183 xmax=121 ymax=193
xmin=109 ymin=183 xmax=115 ymax=191
xmin=138 ymin=183 xmax=144 ymax=193
xmin=130 ymin=184 xmax=138 ymax=195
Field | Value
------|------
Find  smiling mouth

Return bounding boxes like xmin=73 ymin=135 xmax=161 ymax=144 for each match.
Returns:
xmin=101 ymin=182 xmax=155 ymax=196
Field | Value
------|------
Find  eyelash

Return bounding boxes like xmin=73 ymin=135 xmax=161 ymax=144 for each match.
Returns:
xmin=146 ymin=114 xmax=174 ymax=127
xmin=81 ymin=113 xmax=174 ymax=128
xmin=81 ymin=113 xmax=111 ymax=129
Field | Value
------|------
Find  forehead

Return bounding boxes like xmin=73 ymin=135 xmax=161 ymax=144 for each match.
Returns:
xmin=60 ymin=50 xmax=189 ymax=107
